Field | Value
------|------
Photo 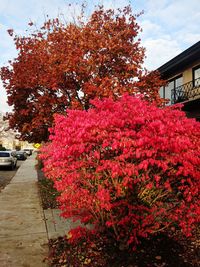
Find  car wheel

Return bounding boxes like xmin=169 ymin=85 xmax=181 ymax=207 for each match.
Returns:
xmin=10 ymin=163 xmax=14 ymax=170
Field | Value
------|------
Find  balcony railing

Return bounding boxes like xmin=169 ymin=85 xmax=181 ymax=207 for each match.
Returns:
xmin=171 ymin=77 xmax=200 ymax=104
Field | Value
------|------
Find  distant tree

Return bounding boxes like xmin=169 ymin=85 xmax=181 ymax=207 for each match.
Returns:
xmin=1 ymin=6 xmax=164 ymax=142
xmin=0 ymin=144 xmax=6 ymax=151
xmin=0 ymin=113 xmax=9 ymax=150
xmin=0 ymin=113 xmax=7 ymax=140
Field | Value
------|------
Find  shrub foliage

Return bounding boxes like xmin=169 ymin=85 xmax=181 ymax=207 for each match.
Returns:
xmin=40 ymin=94 xmax=200 ymax=248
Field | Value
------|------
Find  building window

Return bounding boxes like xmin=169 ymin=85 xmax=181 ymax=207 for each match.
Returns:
xmin=159 ymin=75 xmax=183 ymax=105
xmin=159 ymin=86 xmax=164 ymax=98
xmin=165 ymin=80 xmax=173 ymax=105
xmin=193 ymin=65 xmax=200 ymax=87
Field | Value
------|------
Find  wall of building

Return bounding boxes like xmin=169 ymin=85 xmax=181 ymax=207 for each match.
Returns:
xmin=182 ymin=60 xmax=200 ymax=84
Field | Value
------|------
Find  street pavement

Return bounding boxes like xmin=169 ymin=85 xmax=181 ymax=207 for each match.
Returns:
xmin=0 ymin=153 xmax=91 ymax=267
xmin=0 ymin=161 xmax=23 ymax=192
xmin=0 ymin=155 xmax=48 ymax=267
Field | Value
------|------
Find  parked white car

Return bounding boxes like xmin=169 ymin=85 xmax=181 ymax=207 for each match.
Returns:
xmin=0 ymin=151 xmax=17 ymax=169
xmin=23 ymin=149 xmax=33 ymax=156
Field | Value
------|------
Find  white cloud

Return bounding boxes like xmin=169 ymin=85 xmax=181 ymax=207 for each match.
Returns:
xmin=0 ymin=23 xmax=15 ymax=113
xmin=0 ymin=0 xmax=87 ymax=31
xmin=137 ymin=0 xmax=200 ymax=69
xmin=139 ymin=20 xmax=163 ymax=39
xmin=96 ymin=0 xmax=130 ymax=10
xmin=0 ymin=81 xmax=12 ymax=112
xmin=142 ymin=37 xmax=182 ymax=70
xmin=145 ymin=0 xmax=199 ymax=28
xmin=0 ymin=23 xmax=17 ymax=66
xmin=179 ymin=33 xmax=200 ymax=46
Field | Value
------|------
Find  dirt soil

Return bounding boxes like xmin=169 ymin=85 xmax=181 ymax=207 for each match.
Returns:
xmin=37 ymin=168 xmax=59 ymax=209
xmin=45 ymin=224 xmax=200 ymax=267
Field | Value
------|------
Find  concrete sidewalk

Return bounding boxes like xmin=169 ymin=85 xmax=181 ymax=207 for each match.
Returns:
xmin=0 ymin=155 xmax=48 ymax=267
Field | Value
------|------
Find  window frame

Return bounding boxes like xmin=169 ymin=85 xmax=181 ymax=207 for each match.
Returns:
xmin=163 ymin=74 xmax=183 ymax=104
xmin=192 ymin=65 xmax=200 ymax=87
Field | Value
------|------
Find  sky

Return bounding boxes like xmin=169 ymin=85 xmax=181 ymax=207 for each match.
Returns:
xmin=0 ymin=0 xmax=200 ymax=112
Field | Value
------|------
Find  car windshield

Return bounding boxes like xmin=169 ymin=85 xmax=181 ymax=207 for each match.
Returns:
xmin=0 ymin=152 xmax=10 ymax=157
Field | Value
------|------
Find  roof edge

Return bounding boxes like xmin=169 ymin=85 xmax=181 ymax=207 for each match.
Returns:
xmin=157 ymin=41 xmax=200 ymax=75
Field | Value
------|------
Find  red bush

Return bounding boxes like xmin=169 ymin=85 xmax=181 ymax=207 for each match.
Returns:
xmin=40 ymin=94 xmax=200 ymax=248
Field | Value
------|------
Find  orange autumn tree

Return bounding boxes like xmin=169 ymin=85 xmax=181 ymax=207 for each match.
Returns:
xmin=1 ymin=6 xmax=164 ymax=142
